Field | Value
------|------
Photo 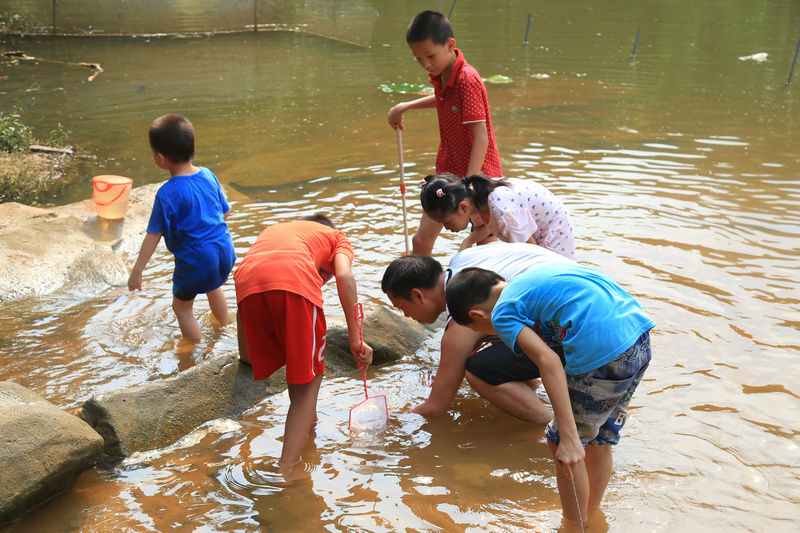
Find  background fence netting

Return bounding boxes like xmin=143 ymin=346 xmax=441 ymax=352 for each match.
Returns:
xmin=1 ymin=0 xmax=378 ymax=47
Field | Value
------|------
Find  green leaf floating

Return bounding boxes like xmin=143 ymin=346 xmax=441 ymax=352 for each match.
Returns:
xmin=484 ymin=75 xmax=513 ymax=84
xmin=379 ymin=83 xmax=431 ymax=94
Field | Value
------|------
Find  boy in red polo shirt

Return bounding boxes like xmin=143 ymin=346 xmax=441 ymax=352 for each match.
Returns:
xmin=387 ymin=10 xmax=502 ymax=256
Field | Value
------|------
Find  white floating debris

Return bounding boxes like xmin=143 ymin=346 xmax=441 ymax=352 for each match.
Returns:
xmin=738 ymin=53 xmax=768 ymax=62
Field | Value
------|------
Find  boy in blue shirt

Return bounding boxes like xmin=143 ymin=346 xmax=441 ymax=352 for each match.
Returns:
xmin=445 ymin=263 xmax=654 ymax=526
xmin=128 ymin=114 xmax=236 ymax=343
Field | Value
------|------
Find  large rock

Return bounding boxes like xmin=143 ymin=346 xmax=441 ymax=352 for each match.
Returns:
xmin=77 ymin=352 xmax=286 ymax=457
xmin=77 ymin=305 xmax=425 ymax=457
xmin=324 ymin=304 xmax=427 ymax=373
xmin=0 ymin=381 xmax=104 ymax=525
xmin=0 ymin=183 xmax=159 ymax=302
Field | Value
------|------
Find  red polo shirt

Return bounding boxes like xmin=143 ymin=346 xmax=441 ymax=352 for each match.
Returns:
xmin=430 ymin=49 xmax=502 ymax=178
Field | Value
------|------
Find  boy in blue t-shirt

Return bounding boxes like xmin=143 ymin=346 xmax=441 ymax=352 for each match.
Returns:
xmin=128 ymin=114 xmax=236 ymax=343
xmin=445 ymin=263 xmax=654 ymax=526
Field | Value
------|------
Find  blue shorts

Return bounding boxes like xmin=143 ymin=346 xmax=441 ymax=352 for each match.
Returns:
xmin=545 ymin=331 xmax=652 ymax=447
xmin=173 ymin=282 xmax=198 ymax=302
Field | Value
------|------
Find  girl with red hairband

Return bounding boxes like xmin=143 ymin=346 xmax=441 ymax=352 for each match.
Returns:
xmin=420 ymin=173 xmax=576 ymax=259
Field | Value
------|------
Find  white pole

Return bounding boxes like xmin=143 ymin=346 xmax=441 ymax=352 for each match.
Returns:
xmin=396 ymin=128 xmax=410 ymax=255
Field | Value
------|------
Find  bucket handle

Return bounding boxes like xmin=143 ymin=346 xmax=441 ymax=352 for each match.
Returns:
xmin=93 ymin=181 xmax=130 ymax=207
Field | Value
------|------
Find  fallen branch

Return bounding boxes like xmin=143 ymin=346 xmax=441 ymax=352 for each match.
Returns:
xmin=29 ymin=145 xmax=74 ymax=156
xmin=3 ymin=51 xmax=104 ymax=81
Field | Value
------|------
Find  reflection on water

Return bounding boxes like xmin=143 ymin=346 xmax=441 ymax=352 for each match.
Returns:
xmin=1 ymin=0 xmax=800 ymax=531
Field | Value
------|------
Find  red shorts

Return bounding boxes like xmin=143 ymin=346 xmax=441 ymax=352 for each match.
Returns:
xmin=237 ymin=291 xmax=326 ymax=384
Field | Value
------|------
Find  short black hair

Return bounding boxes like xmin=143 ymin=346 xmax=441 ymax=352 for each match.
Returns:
xmin=445 ymin=267 xmax=505 ymax=325
xmin=149 ymin=114 xmax=194 ymax=163
xmin=299 ymin=213 xmax=336 ymax=228
xmin=381 ymin=255 xmax=443 ymax=300
xmin=406 ymin=10 xmax=453 ymax=45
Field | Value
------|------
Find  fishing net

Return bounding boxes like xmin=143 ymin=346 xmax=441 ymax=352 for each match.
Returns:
xmin=348 ymin=303 xmax=388 ymax=437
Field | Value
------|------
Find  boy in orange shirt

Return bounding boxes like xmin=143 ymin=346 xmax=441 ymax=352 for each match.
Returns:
xmin=233 ymin=214 xmax=373 ymax=481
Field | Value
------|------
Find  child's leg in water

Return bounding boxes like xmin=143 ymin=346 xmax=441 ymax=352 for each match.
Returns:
xmin=412 ymin=212 xmax=443 ymax=256
xmin=547 ymin=438 xmax=590 ymax=524
xmin=280 ymin=375 xmax=324 ymax=479
xmin=172 ymin=296 xmax=202 ymax=343
xmin=585 ymin=443 xmax=613 ymax=508
xmin=236 ymin=316 xmax=251 ymax=364
xmin=206 ymin=286 xmax=230 ymax=326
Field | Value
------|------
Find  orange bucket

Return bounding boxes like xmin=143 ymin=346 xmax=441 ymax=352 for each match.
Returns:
xmin=92 ymin=175 xmax=132 ymax=219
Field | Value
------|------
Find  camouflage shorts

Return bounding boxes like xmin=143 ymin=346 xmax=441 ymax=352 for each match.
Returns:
xmin=545 ymin=331 xmax=652 ymax=446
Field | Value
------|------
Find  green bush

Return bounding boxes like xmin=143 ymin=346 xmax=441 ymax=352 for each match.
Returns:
xmin=0 ymin=103 xmax=34 ymax=153
xmin=47 ymin=123 xmax=71 ymax=148
xmin=0 ymin=104 xmax=74 ymax=204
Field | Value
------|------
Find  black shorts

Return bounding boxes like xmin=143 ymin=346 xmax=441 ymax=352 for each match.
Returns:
xmin=465 ymin=340 xmax=565 ymax=386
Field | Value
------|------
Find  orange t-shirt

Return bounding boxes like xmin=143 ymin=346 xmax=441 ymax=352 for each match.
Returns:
xmin=233 ymin=221 xmax=354 ymax=309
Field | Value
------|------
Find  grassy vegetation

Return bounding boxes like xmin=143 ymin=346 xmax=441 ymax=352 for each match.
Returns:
xmin=0 ymin=103 xmax=73 ymax=205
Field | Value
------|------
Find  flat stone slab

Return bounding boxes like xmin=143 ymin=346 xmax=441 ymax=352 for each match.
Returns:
xmin=0 ymin=183 xmax=159 ymax=302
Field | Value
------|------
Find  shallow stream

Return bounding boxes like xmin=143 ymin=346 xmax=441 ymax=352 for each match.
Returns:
xmin=1 ymin=1 xmax=799 ymax=531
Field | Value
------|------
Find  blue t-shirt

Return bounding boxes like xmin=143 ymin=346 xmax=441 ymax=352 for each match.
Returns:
xmin=146 ymin=166 xmax=236 ymax=294
xmin=491 ymin=262 xmax=655 ymax=375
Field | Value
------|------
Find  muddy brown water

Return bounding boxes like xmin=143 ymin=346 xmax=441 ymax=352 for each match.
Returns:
xmin=1 ymin=1 xmax=799 ymax=531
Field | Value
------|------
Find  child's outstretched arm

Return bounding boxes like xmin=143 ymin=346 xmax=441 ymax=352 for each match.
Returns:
xmin=411 ymin=322 xmax=484 ymax=417
xmin=516 ymin=326 xmax=585 ymax=478
xmin=127 ymin=232 xmax=162 ymax=291
xmin=333 ymin=253 xmax=374 ymax=368
xmin=387 ymin=95 xmax=436 ymax=131
xmin=466 ymin=121 xmax=490 ymax=176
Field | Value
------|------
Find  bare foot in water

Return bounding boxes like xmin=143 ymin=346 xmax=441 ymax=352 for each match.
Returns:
xmin=274 ymin=459 xmax=306 ymax=487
